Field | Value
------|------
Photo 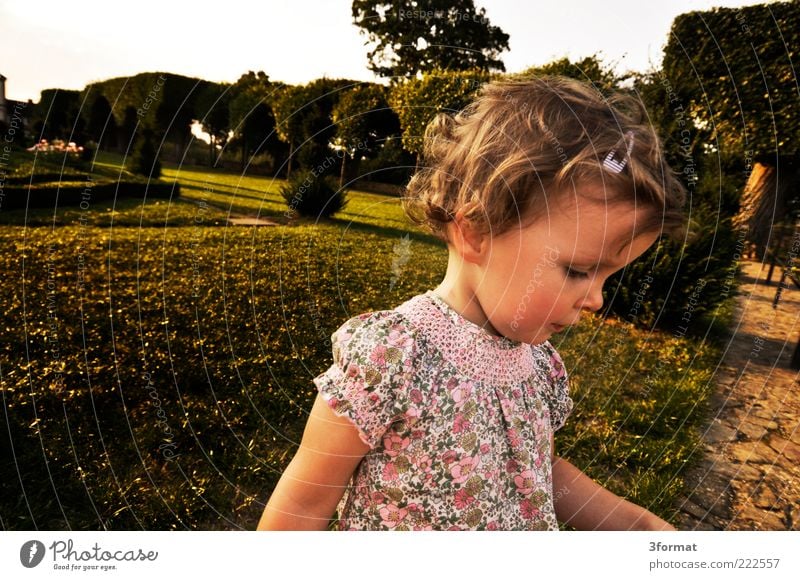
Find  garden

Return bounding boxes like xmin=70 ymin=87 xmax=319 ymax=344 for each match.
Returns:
xmin=1 ymin=0 xmax=798 ymax=532
xmin=0 ymin=148 xmax=720 ymax=529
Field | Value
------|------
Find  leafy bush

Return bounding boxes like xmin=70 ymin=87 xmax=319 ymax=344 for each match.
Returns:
xmin=388 ymin=68 xmax=491 ymax=158
xmin=280 ymin=170 xmax=347 ymax=219
xmin=357 ymin=137 xmax=415 ymax=185
xmin=130 ymin=130 xmax=162 ymax=179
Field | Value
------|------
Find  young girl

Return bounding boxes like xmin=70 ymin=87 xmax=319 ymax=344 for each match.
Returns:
xmin=258 ymin=76 xmax=686 ymax=531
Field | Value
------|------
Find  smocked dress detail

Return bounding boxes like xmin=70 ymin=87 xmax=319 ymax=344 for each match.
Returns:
xmin=313 ymin=291 xmax=573 ymax=530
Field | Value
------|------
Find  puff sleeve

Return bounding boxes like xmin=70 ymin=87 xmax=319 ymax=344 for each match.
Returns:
xmin=312 ymin=310 xmax=418 ymax=449
xmin=536 ymin=341 xmax=574 ymax=431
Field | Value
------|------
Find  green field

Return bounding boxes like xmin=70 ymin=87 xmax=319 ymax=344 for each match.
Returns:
xmin=0 ymin=152 xmax=718 ymax=529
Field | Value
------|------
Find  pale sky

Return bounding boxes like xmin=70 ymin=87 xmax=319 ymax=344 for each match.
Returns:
xmin=0 ymin=0 xmax=775 ymax=103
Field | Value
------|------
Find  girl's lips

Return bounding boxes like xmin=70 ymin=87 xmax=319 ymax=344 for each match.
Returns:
xmin=550 ymin=323 xmax=566 ymax=332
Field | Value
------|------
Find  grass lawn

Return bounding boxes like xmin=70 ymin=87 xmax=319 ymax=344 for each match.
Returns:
xmin=0 ymin=150 xmax=719 ymax=529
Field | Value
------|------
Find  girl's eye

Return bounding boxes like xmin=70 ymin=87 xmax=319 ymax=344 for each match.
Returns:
xmin=565 ymin=267 xmax=589 ymax=279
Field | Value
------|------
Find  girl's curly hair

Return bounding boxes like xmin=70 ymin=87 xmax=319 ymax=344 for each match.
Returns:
xmin=403 ymin=76 xmax=687 ymax=243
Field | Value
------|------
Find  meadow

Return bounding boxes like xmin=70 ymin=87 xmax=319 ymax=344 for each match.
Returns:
xmin=0 ymin=151 xmax=719 ymax=529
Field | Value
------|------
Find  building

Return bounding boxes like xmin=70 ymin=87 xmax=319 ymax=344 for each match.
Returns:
xmin=0 ymin=74 xmax=32 ymax=138
xmin=0 ymin=73 xmax=7 ymax=125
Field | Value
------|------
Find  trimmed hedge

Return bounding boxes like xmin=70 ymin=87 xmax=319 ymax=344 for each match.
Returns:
xmin=4 ymin=172 xmax=85 ymax=185
xmin=0 ymin=180 xmax=180 ymax=210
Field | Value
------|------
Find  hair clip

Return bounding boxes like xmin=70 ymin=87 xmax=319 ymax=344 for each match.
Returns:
xmin=603 ymin=130 xmax=635 ymax=174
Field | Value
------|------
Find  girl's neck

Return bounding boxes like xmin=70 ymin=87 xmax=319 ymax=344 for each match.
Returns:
xmin=432 ymin=278 xmax=502 ymax=338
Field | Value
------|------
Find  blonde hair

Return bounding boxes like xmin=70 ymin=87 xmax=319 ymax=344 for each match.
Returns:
xmin=403 ymin=76 xmax=687 ymax=243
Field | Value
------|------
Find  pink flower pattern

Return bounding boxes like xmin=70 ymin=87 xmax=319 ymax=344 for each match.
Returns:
xmin=454 ymin=489 xmax=475 ymax=509
xmin=383 ymin=433 xmax=411 ymax=456
xmin=450 ymin=455 xmax=480 ymax=484
xmin=313 ymin=291 xmax=573 ymax=530
xmin=514 ymin=469 xmax=537 ymax=495
xmin=379 ymin=504 xmax=408 ymax=528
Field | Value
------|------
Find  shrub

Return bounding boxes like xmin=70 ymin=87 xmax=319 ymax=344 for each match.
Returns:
xmin=80 ymin=141 xmax=96 ymax=163
xmin=130 ymin=130 xmax=162 ymax=179
xmin=357 ymin=137 xmax=415 ymax=185
xmin=247 ymin=151 xmax=275 ymax=175
xmin=280 ymin=170 xmax=347 ymax=219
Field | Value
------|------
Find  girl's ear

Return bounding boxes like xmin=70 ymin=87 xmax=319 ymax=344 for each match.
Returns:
xmin=448 ymin=211 xmax=486 ymax=265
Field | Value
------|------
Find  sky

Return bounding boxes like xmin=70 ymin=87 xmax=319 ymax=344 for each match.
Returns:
xmin=0 ymin=0 xmax=776 ymax=103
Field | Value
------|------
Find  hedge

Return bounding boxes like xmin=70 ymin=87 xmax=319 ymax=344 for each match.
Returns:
xmin=0 ymin=180 xmax=180 ymax=210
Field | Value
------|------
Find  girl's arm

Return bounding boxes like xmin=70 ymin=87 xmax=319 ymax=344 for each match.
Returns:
xmin=257 ymin=393 xmax=371 ymax=530
xmin=551 ymin=439 xmax=675 ymax=531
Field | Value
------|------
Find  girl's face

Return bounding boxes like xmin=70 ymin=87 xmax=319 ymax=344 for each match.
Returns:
xmin=470 ymin=187 xmax=659 ymax=345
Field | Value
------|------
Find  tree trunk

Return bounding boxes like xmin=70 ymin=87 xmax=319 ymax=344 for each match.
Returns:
xmin=339 ymin=152 xmax=347 ymax=188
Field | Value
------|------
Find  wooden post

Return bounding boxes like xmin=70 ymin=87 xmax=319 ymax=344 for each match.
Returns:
xmin=766 ymin=225 xmax=787 ymax=284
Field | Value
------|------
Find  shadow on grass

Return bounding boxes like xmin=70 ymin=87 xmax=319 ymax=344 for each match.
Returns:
xmin=325 ymin=215 xmax=444 ymax=247
xmin=167 ymin=174 xmax=280 ymax=198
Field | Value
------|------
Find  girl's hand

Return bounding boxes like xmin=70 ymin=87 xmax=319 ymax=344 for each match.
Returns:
xmin=552 ymin=456 xmax=678 ymax=531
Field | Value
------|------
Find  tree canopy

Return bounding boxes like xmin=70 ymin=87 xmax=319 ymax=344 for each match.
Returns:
xmin=662 ymin=2 xmax=800 ymax=158
xmin=271 ymin=78 xmax=357 ymax=175
xmin=352 ymin=0 xmax=509 ymax=79
xmin=332 ymin=83 xmax=400 ymax=160
xmin=511 ymin=55 xmax=625 ymax=95
xmin=228 ymin=72 xmax=284 ymax=170
xmin=388 ymin=68 xmax=490 ymax=157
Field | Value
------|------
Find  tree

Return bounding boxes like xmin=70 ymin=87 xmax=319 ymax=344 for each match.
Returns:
xmin=228 ymin=72 xmax=285 ymax=173
xmin=84 ymin=92 xmax=117 ymax=150
xmin=155 ymin=74 xmax=200 ymax=160
xmin=33 ymin=89 xmax=84 ymax=142
xmin=272 ymin=78 xmax=356 ymax=177
xmin=271 ymin=84 xmax=309 ymax=178
xmin=352 ymin=0 xmax=509 ymax=79
xmin=120 ymin=106 xmax=139 ymax=154
xmin=196 ymin=82 xmax=232 ymax=167
xmin=332 ymin=83 xmax=401 ymax=186
xmin=388 ymin=68 xmax=490 ymax=159
xmin=81 ymin=72 xmax=203 ymax=158
xmin=664 ymin=3 xmax=800 ymax=157
xmin=130 ymin=128 xmax=161 ymax=179
xmin=512 ymin=55 xmax=625 ymax=95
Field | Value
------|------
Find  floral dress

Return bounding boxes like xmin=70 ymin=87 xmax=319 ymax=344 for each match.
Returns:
xmin=313 ymin=290 xmax=573 ymax=530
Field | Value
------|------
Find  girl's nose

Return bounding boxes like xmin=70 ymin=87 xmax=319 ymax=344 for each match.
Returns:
xmin=580 ymin=283 xmax=604 ymax=312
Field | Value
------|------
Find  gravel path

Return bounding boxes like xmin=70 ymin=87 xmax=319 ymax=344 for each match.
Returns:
xmin=677 ymin=259 xmax=800 ymax=530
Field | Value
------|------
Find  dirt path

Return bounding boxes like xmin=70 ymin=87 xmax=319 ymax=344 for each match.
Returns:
xmin=677 ymin=260 xmax=800 ymax=530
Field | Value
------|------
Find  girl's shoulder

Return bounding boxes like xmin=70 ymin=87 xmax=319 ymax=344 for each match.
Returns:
xmin=329 ymin=303 xmax=420 ymax=367
xmin=531 ymin=340 xmax=568 ymax=382
xmin=317 ymin=305 xmax=422 ymax=449
xmin=530 ymin=340 xmax=572 ymax=431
